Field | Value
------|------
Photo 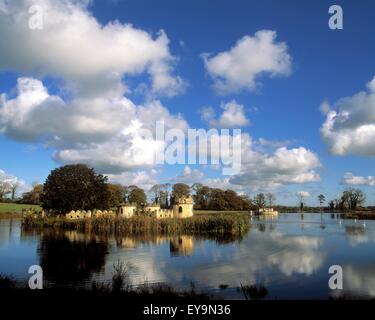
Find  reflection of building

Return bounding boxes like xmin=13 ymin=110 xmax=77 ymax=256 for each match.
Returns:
xmin=115 ymin=235 xmax=195 ymax=256
xmin=170 ymin=236 xmax=194 ymax=257
xmin=118 ymin=237 xmax=137 ymax=248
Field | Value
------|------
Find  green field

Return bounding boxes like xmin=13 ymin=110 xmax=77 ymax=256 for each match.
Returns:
xmin=0 ymin=202 xmax=41 ymax=214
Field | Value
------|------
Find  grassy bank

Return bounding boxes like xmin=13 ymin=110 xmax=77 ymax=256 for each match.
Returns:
xmin=0 ymin=203 xmax=41 ymax=218
xmin=22 ymin=212 xmax=251 ymax=236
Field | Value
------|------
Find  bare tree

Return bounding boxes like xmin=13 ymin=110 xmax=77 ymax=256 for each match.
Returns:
xmin=341 ymin=188 xmax=365 ymax=210
xmin=266 ymin=193 xmax=276 ymax=207
xmin=161 ymin=183 xmax=172 ymax=207
xmin=297 ymin=191 xmax=310 ymax=212
xmin=254 ymin=193 xmax=266 ymax=209
xmin=9 ymin=181 xmax=21 ymax=200
xmin=149 ymin=184 xmax=162 ymax=204
xmin=0 ymin=181 xmax=11 ymax=201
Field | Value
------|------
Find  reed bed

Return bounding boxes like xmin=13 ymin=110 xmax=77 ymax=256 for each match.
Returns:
xmin=22 ymin=213 xmax=250 ymax=236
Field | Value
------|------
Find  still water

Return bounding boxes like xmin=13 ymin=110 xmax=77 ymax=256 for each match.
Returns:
xmin=1 ymin=213 xmax=375 ymax=299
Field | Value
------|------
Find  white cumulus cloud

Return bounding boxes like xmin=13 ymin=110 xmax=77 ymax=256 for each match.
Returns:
xmin=228 ymin=134 xmax=320 ymax=190
xmin=0 ymin=77 xmax=188 ymax=174
xmin=202 ymin=30 xmax=292 ymax=95
xmin=342 ymin=172 xmax=375 ymax=186
xmin=321 ymin=76 xmax=375 ymax=156
xmin=200 ymin=100 xmax=250 ymax=128
xmin=0 ymin=0 xmax=185 ymax=97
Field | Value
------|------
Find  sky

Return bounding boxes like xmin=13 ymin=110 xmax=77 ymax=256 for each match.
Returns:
xmin=1 ymin=0 xmax=375 ymax=206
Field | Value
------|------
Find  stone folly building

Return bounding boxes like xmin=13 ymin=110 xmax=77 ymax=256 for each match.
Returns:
xmin=118 ymin=196 xmax=194 ymax=219
xmin=65 ymin=196 xmax=194 ymax=220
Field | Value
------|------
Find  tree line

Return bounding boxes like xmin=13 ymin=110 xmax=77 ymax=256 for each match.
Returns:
xmin=2 ymin=164 xmax=369 ymax=214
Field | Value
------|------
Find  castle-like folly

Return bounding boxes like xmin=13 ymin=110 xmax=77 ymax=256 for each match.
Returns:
xmin=118 ymin=196 xmax=194 ymax=219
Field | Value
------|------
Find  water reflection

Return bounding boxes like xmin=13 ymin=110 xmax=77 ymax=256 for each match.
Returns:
xmin=170 ymin=236 xmax=194 ymax=257
xmin=114 ymin=234 xmax=194 ymax=257
xmin=37 ymin=230 xmax=108 ymax=286
xmin=2 ymin=213 xmax=375 ymax=299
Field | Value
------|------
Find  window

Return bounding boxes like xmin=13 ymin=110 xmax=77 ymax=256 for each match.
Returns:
xmin=178 ymin=206 xmax=183 ymax=213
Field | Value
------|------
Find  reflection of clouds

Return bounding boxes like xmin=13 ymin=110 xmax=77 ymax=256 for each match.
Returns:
xmin=100 ymin=235 xmax=196 ymax=286
xmin=102 ymin=230 xmax=326 ymax=290
xmin=344 ymin=224 xmax=375 ymax=246
xmin=192 ymin=231 xmax=325 ymax=288
xmin=102 ymin=248 xmax=168 ymax=286
xmin=267 ymin=235 xmax=323 ymax=276
xmin=342 ymin=265 xmax=375 ymax=298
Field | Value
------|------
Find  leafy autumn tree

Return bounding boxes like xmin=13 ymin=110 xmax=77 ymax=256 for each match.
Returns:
xmin=107 ymin=183 xmax=124 ymax=207
xmin=194 ymin=185 xmax=211 ymax=209
xmin=224 ymin=189 xmax=243 ymax=210
xmin=172 ymin=183 xmax=191 ymax=200
xmin=128 ymin=186 xmax=147 ymax=206
xmin=209 ymin=188 xmax=228 ymax=210
xmin=41 ymin=164 xmax=110 ymax=214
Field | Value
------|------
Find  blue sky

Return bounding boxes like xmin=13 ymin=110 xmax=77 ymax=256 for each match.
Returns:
xmin=1 ymin=0 xmax=375 ymax=205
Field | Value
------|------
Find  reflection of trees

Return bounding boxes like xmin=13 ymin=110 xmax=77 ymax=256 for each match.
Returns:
xmin=257 ymin=224 xmax=266 ymax=232
xmin=345 ymin=226 xmax=366 ymax=236
xmin=38 ymin=231 xmax=108 ymax=286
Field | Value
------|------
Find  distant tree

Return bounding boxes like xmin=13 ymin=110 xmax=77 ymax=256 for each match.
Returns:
xmin=224 ymin=189 xmax=241 ymax=210
xmin=0 ymin=181 xmax=10 ymax=201
xmin=21 ymin=184 xmax=44 ymax=205
xmin=7 ymin=181 xmax=20 ymax=200
xmin=209 ymin=188 xmax=228 ymax=210
xmin=128 ymin=187 xmax=147 ymax=206
xmin=191 ymin=183 xmax=203 ymax=194
xmin=328 ymin=200 xmax=335 ymax=211
xmin=242 ymin=194 xmax=253 ymax=210
xmin=318 ymin=194 xmax=326 ymax=208
xmin=296 ymin=191 xmax=310 ymax=212
xmin=122 ymin=185 xmax=139 ymax=203
xmin=161 ymin=183 xmax=172 ymax=207
xmin=266 ymin=193 xmax=276 ymax=207
xmin=41 ymin=164 xmax=110 ymax=214
xmin=254 ymin=193 xmax=266 ymax=209
xmin=172 ymin=183 xmax=191 ymax=199
xmin=107 ymin=184 xmax=123 ymax=207
xmin=341 ymin=188 xmax=365 ymax=211
xmin=149 ymin=184 xmax=162 ymax=204
xmin=195 ymin=185 xmax=211 ymax=209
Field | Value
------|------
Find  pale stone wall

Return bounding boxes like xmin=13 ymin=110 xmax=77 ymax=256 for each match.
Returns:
xmin=65 ymin=210 xmax=92 ymax=219
xmin=118 ymin=205 xmax=136 ymax=218
xmin=62 ymin=196 xmax=194 ymax=220
xmin=154 ymin=208 xmax=174 ymax=219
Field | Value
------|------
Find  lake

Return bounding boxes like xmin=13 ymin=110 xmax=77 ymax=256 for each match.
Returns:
xmin=1 ymin=213 xmax=375 ymax=299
